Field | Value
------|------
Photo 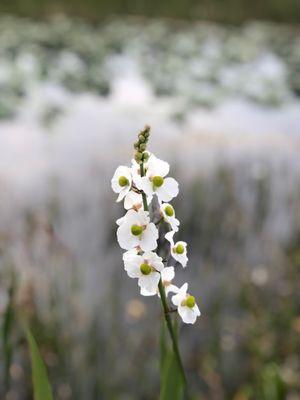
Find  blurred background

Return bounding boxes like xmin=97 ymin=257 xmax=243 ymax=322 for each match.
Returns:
xmin=0 ymin=1 xmax=300 ymax=399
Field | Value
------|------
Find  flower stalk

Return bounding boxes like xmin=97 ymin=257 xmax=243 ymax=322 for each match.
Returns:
xmin=112 ymin=125 xmax=201 ymax=398
xmin=140 ymin=162 xmax=188 ymax=390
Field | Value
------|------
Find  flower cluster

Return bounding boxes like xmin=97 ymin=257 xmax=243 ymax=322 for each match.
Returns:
xmin=111 ymin=127 xmax=200 ymax=324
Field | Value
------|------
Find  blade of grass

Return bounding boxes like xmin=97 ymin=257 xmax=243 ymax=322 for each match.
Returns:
xmin=160 ymin=350 xmax=184 ymax=400
xmin=25 ymin=327 xmax=53 ymax=400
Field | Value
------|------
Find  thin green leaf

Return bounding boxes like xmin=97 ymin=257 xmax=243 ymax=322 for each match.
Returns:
xmin=26 ymin=328 xmax=53 ymax=400
xmin=2 ymin=285 xmax=14 ymax=391
xmin=160 ymin=351 xmax=184 ymax=400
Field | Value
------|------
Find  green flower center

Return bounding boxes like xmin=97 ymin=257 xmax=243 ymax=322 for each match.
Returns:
xmin=165 ymin=205 xmax=174 ymax=217
xmin=175 ymin=244 xmax=184 ymax=254
xmin=140 ymin=263 xmax=151 ymax=275
xmin=152 ymin=176 xmax=164 ymax=187
xmin=118 ymin=176 xmax=129 ymax=187
xmin=131 ymin=225 xmax=143 ymax=236
xmin=186 ymin=295 xmax=196 ymax=308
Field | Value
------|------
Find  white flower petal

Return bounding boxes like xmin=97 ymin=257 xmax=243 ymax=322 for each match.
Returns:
xmin=165 ymin=284 xmax=179 ymax=296
xmin=178 ymin=305 xmax=198 ymax=324
xmin=156 ymin=177 xmax=179 ymax=202
xmin=165 ymin=231 xmax=175 ymax=245
xmin=138 ymin=176 xmax=153 ymax=196
xmin=116 ymin=186 xmax=130 ymax=202
xmin=147 ymin=155 xmax=170 ymax=177
xmin=124 ymin=254 xmax=143 ymax=278
xmin=161 ymin=267 xmax=175 ymax=282
xmin=124 ymin=191 xmax=143 ymax=210
xmin=143 ymin=251 xmax=164 ymax=272
xmin=138 ymin=271 xmax=160 ymax=292
xmin=140 ymin=287 xmax=157 ymax=296
xmin=117 ymin=222 xmax=139 ymax=250
xmin=140 ymin=223 xmax=158 ymax=251
xmin=111 ymin=166 xmax=132 ymax=194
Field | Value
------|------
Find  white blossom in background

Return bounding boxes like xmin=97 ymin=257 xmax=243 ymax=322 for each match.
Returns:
xmin=112 ymin=126 xmax=200 ymax=325
xmin=165 ymin=231 xmax=188 ymax=267
xmin=172 ymin=283 xmax=201 ymax=324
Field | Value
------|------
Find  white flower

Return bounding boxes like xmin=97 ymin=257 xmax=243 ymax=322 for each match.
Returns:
xmin=140 ymin=266 xmax=178 ymax=297
xmin=160 ymin=203 xmax=180 ymax=232
xmin=123 ymin=250 xmax=164 ymax=293
xmin=117 ymin=209 xmax=158 ymax=251
xmin=124 ymin=190 xmax=152 ymax=210
xmin=172 ymin=283 xmax=200 ymax=324
xmin=135 ymin=154 xmax=179 ymax=203
xmin=165 ymin=231 xmax=188 ymax=267
xmin=111 ymin=166 xmax=132 ymax=202
xmin=161 ymin=267 xmax=178 ymax=296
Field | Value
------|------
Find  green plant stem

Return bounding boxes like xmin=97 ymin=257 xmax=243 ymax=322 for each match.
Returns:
xmin=140 ymin=161 xmax=188 ymax=393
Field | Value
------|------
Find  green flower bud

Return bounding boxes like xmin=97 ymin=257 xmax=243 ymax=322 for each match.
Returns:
xmin=140 ymin=263 xmax=151 ymax=275
xmin=175 ymin=244 xmax=184 ymax=254
xmin=138 ymin=134 xmax=146 ymax=143
xmin=131 ymin=225 xmax=143 ymax=236
xmin=152 ymin=176 xmax=164 ymax=187
xmin=134 ymin=142 xmax=139 ymax=150
xmin=142 ymin=152 xmax=149 ymax=162
xmin=135 ymin=152 xmax=143 ymax=162
xmin=186 ymin=295 xmax=196 ymax=308
xmin=118 ymin=176 xmax=129 ymax=187
xmin=140 ymin=143 xmax=147 ymax=151
xmin=165 ymin=205 xmax=174 ymax=217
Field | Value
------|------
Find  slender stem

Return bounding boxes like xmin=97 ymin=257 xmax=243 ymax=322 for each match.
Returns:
xmin=140 ymin=161 xmax=188 ymax=392
xmin=158 ymin=280 xmax=187 ymax=388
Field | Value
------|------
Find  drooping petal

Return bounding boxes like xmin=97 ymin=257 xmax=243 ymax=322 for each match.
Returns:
xmin=116 ymin=186 xmax=131 ymax=202
xmin=178 ymin=305 xmax=198 ymax=324
xmin=165 ymin=230 xmax=175 ymax=246
xmin=140 ymin=287 xmax=157 ymax=296
xmin=138 ymin=271 xmax=160 ymax=292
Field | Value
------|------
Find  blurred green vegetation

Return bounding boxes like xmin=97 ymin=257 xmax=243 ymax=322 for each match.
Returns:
xmin=0 ymin=0 xmax=300 ymax=23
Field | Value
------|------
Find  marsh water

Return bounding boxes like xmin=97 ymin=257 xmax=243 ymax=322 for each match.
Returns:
xmin=0 ymin=16 xmax=300 ymax=399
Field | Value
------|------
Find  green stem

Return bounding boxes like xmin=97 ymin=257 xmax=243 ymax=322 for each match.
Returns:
xmin=140 ymin=161 xmax=188 ymax=393
xmin=158 ymin=281 xmax=187 ymax=388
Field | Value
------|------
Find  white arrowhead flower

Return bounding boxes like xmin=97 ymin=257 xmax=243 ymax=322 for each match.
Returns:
xmin=160 ymin=203 xmax=180 ymax=232
xmin=123 ymin=250 xmax=164 ymax=293
xmin=135 ymin=154 xmax=179 ymax=203
xmin=111 ymin=166 xmax=132 ymax=202
xmin=140 ymin=266 xmax=178 ymax=297
xmin=124 ymin=191 xmax=152 ymax=211
xmin=172 ymin=283 xmax=201 ymax=324
xmin=117 ymin=209 xmax=158 ymax=251
xmin=161 ymin=267 xmax=178 ymax=296
xmin=165 ymin=231 xmax=188 ymax=267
